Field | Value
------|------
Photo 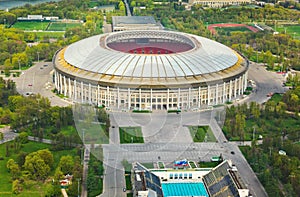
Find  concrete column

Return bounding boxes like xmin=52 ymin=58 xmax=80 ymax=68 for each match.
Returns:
xmin=234 ymin=79 xmax=237 ymax=98
xmin=68 ymin=78 xmax=71 ymax=98
xmin=198 ymin=86 xmax=201 ymax=108
xmin=139 ymin=88 xmax=141 ymax=110
xmin=238 ymin=76 xmax=242 ymax=95
xmin=117 ymin=87 xmax=120 ymax=109
xmin=106 ymin=86 xmax=109 ymax=107
xmin=188 ymin=87 xmax=191 ymax=109
xmin=229 ymin=80 xmax=232 ymax=100
xmin=150 ymin=89 xmax=152 ymax=111
xmin=223 ymin=82 xmax=226 ymax=103
xmin=59 ymin=74 xmax=63 ymax=93
xmin=178 ymin=88 xmax=180 ymax=109
xmin=207 ymin=85 xmax=210 ymax=106
xmin=81 ymin=82 xmax=83 ymax=102
xmin=128 ymin=88 xmax=131 ymax=110
xmin=88 ymin=83 xmax=91 ymax=103
xmin=63 ymin=76 xmax=66 ymax=96
xmin=97 ymin=85 xmax=100 ymax=106
xmin=74 ymin=80 xmax=77 ymax=100
xmin=216 ymin=84 xmax=219 ymax=105
xmin=167 ymin=89 xmax=169 ymax=110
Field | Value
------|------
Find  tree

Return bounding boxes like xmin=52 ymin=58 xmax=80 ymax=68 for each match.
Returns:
xmin=0 ymin=132 xmax=3 ymax=141
xmin=37 ymin=149 xmax=54 ymax=168
xmin=58 ymin=155 xmax=74 ymax=175
xmin=23 ymin=150 xmax=52 ymax=180
xmin=12 ymin=179 xmax=21 ymax=194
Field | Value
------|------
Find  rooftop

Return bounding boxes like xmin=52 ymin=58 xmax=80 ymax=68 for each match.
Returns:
xmin=112 ymin=16 xmax=157 ymax=25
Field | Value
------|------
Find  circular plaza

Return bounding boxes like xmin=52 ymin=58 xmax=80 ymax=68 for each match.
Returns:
xmin=53 ymin=30 xmax=249 ymax=110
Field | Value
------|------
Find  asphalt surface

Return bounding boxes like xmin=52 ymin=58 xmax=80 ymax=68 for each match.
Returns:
xmin=12 ymin=62 xmax=72 ymax=107
xmin=243 ymin=62 xmax=287 ymax=104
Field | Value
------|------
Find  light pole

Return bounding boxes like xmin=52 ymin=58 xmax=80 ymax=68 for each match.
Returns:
xmin=77 ymin=178 xmax=81 ymax=197
xmin=252 ymin=126 xmax=256 ymax=141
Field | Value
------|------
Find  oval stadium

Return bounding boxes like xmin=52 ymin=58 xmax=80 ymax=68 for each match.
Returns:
xmin=53 ymin=30 xmax=249 ymax=111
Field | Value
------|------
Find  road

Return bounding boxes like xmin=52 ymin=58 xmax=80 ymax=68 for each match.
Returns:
xmin=0 ymin=126 xmax=18 ymax=144
xmin=12 ymin=62 xmax=72 ymax=107
xmin=243 ymin=62 xmax=287 ymax=104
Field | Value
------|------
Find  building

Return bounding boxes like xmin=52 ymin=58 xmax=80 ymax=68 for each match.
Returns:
xmin=17 ymin=15 xmax=59 ymax=21
xmin=112 ymin=16 xmax=162 ymax=32
xmin=53 ymin=30 xmax=249 ymax=111
xmin=133 ymin=160 xmax=250 ymax=197
xmin=188 ymin=0 xmax=252 ymax=8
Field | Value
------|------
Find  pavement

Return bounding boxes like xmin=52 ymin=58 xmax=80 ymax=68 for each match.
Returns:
xmin=11 ymin=62 xmax=72 ymax=107
xmin=0 ymin=126 xmax=18 ymax=144
xmin=100 ymin=109 xmax=268 ymax=197
xmin=242 ymin=62 xmax=287 ymax=104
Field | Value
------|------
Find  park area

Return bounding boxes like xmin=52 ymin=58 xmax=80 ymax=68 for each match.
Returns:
xmin=0 ymin=141 xmax=78 ymax=196
xmin=208 ymin=23 xmax=259 ymax=35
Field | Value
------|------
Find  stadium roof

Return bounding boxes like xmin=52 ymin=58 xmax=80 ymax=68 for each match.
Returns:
xmin=63 ymin=30 xmax=239 ymax=78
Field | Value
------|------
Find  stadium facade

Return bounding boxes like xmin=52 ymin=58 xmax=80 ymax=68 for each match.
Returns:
xmin=53 ymin=30 xmax=249 ymax=111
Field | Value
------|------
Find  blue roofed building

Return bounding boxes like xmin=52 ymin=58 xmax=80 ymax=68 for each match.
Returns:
xmin=133 ymin=160 xmax=250 ymax=197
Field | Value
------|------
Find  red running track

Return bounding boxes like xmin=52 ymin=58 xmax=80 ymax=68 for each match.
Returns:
xmin=208 ymin=23 xmax=259 ymax=34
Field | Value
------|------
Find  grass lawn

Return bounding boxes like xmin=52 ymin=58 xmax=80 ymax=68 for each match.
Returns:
xmin=198 ymin=161 xmax=219 ymax=168
xmin=119 ymin=127 xmax=144 ymax=144
xmin=12 ymin=21 xmax=50 ymax=31
xmin=125 ymin=174 xmax=132 ymax=190
xmin=275 ymin=25 xmax=300 ymax=39
xmin=188 ymin=126 xmax=216 ymax=142
xmin=47 ymin=22 xmax=82 ymax=31
xmin=189 ymin=161 xmax=197 ymax=168
xmin=141 ymin=162 xmax=154 ymax=169
xmin=0 ymin=141 xmax=78 ymax=196
xmin=158 ymin=161 xmax=164 ymax=169
xmin=269 ymin=93 xmax=283 ymax=104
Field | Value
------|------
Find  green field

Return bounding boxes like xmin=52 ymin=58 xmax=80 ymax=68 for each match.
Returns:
xmin=0 ymin=141 xmax=78 ymax=196
xmin=188 ymin=126 xmax=216 ymax=142
xmin=215 ymin=26 xmax=251 ymax=33
xmin=275 ymin=25 xmax=300 ymax=39
xmin=47 ymin=22 xmax=82 ymax=31
xmin=12 ymin=21 xmax=49 ymax=31
xmin=119 ymin=127 xmax=144 ymax=144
